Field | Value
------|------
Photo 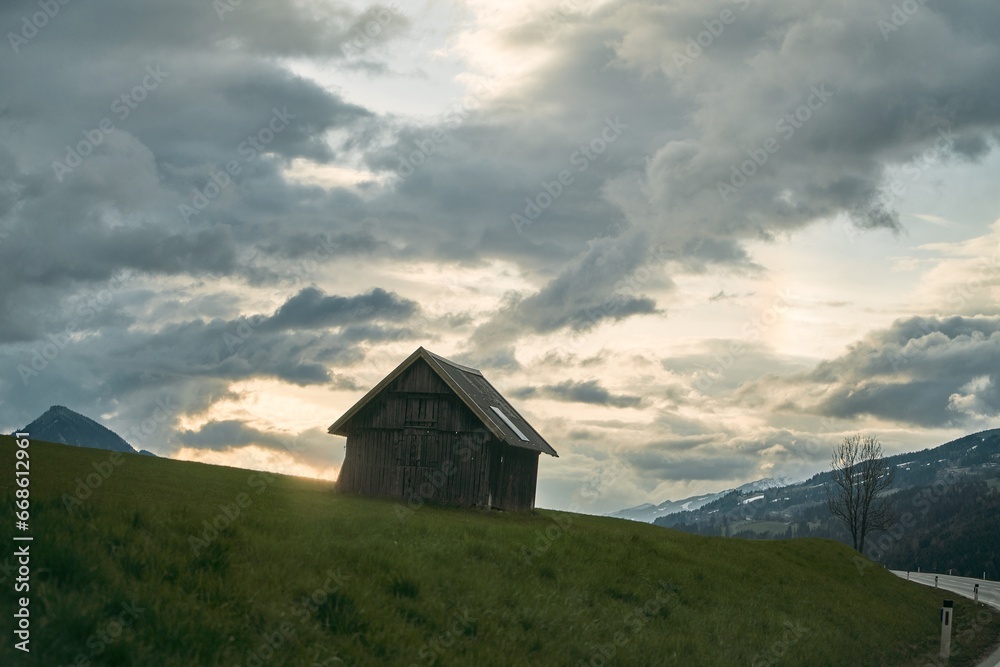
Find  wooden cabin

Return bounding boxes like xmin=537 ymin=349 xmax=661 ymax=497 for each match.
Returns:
xmin=328 ymin=347 xmax=558 ymax=511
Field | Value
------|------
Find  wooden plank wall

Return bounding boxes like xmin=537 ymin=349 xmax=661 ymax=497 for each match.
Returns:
xmin=337 ymin=358 xmax=521 ymax=509
xmin=488 ymin=445 xmax=540 ymax=511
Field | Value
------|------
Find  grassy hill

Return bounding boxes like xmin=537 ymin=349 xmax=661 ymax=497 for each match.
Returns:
xmin=1 ymin=437 xmax=998 ymax=666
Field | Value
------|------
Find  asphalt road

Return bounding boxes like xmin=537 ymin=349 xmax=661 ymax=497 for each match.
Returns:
xmin=891 ymin=571 xmax=1000 ymax=667
xmin=891 ymin=571 xmax=1000 ymax=611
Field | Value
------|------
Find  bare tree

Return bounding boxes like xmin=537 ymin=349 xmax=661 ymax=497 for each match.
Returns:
xmin=827 ymin=434 xmax=895 ymax=553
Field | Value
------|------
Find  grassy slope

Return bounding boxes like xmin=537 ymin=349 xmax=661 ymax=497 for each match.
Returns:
xmin=0 ymin=437 xmax=997 ymax=667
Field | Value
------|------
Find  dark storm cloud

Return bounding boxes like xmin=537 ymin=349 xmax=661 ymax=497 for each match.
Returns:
xmin=2 ymin=4 xmax=379 ymax=174
xmin=469 ymin=234 xmax=670 ymax=351
xmin=0 ymin=2 xmax=387 ymax=346
xmin=0 ymin=286 xmax=420 ymax=439
xmin=768 ymin=316 xmax=1000 ymax=427
xmin=2 ymin=0 xmax=407 ymax=60
xmin=6 ymin=0 xmax=1000 ymax=356
xmin=444 ymin=0 xmax=1000 ymax=348
xmin=514 ymin=380 xmax=644 ymax=408
xmin=5 ymin=0 xmax=1000 ymax=311
xmin=614 ymin=0 xmax=1000 ymax=243
xmin=262 ymin=287 xmax=416 ymax=331
xmin=257 ymin=230 xmax=384 ymax=260
xmin=0 ymin=223 xmax=243 ymax=344
xmin=545 ymin=380 xmax=644 ymax=408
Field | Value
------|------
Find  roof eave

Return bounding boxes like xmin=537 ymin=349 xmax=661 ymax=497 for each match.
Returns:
xmin=327 ymin=347 xmax=428 ymax=436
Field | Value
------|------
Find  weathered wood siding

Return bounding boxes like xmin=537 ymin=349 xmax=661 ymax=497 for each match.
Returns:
xmin=488 ymin=445 xmax=540 ymax=511
xmin=337 ymin=358 xmax=538 ymax=510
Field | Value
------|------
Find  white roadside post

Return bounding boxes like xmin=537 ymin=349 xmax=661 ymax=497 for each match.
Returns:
xmin=940 ymin=599 xmax=953 ymax=659
xmin=935 ymin=575 xmax=939 ymax=589
xmin=974 ymin=584 xmax=979 ymax=604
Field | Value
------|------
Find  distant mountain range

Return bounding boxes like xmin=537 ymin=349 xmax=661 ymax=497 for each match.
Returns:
xmin=648 ymin=428 xmax=1000 ymax=577
xmin=13 ymin=405 xmax=155 ymax=456
xmin=607 ymin=476 xmax=798 ymax=523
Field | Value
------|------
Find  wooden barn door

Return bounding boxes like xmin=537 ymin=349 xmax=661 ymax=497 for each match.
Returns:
xmin=397 ymin=430 xmax=443 ymax=503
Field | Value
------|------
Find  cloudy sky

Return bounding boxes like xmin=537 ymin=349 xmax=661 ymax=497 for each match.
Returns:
xmin=2 ymin=0 xmax=999 ymax=514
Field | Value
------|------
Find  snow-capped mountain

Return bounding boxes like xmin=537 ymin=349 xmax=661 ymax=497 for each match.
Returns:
xmin=607 ymin=476 xmax=799 ymax=523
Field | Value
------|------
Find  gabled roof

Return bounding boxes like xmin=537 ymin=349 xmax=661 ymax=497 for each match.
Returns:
xmin=328 ymin=347 xmax=558 ymax=457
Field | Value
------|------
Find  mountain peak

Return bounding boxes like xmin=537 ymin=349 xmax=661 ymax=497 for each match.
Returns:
xmin=17 ymin=406 xmax=138 ymax=455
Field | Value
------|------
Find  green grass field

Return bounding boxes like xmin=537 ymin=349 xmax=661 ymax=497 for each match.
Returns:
xmin=1 ymin=436 xmax=998 ymax=666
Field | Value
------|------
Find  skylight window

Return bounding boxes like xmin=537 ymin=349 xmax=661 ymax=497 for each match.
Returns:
xmin=490 ymin=405 xmax=529 ymax=442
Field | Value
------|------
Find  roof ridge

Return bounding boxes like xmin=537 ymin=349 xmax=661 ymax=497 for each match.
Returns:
xmin=421 ymin=348 xmax=483 ymax=376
